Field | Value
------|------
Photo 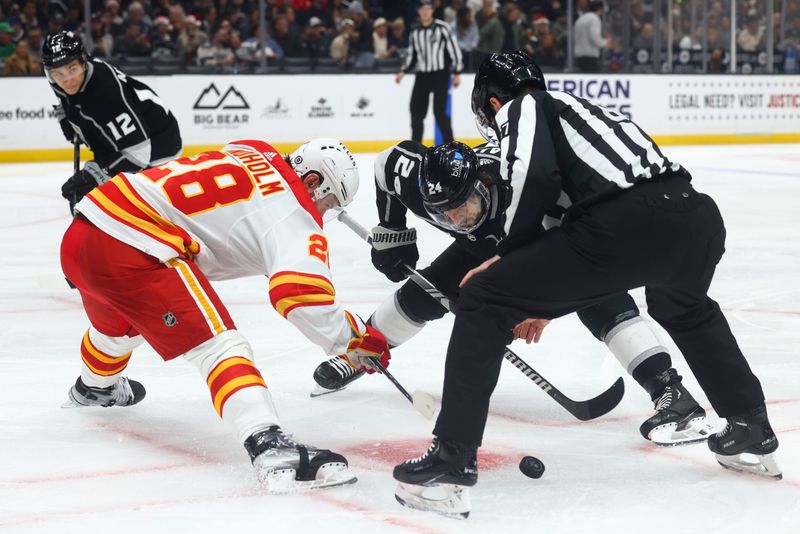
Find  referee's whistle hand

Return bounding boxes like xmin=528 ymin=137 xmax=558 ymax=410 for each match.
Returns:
xmin=395 ymin=71 xmax=405 ymax=84
xmin=452 ymin=74 xmax=461 ymax=88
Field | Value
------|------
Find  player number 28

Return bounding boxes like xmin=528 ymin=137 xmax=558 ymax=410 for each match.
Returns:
xmin=141 ymin=152 xmax=256 ymax=216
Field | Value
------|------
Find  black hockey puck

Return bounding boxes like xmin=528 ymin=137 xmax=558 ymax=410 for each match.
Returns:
xmin=519 ymin=456 xmax=545 ymax=479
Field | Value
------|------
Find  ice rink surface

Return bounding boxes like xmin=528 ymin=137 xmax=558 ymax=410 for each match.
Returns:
xmin=0 ymin=144 xmax=798 ymax=534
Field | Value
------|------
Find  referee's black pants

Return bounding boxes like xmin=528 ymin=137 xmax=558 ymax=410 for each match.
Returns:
xmin=409 ymin=70 xmax=454 ymax=144
xmin=433 ymin=174 xmax=765 ymax=446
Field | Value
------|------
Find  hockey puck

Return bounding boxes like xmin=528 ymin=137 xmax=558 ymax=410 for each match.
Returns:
xmin=519 ymin=456 xmax=545 ymax=479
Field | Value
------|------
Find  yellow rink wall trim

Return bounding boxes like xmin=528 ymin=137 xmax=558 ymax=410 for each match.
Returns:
xmin=2 ymin=133 xmax=800 ymax=163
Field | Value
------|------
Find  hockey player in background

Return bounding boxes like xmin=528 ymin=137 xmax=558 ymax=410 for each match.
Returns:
xmin=43 ymin=31 xmax=182 ymax=213
xmin=60 ymin=138 xmax=391 ymax=492
xmin=393 ymin=51 xmax=781 ymax=517
xmin=312 ymin=139 xmax=710 ymax=447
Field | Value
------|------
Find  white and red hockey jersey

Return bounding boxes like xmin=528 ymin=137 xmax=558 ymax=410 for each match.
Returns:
xmin=75 ymin=139 xmax=363 ymax=355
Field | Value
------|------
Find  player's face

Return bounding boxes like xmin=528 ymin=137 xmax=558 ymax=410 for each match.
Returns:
xmin=443 ymin=192 xmax=485 ymax=231
xmin=47 ymin=59 xmax=86 ymax=95
xmin=314 ymin=192 xmax=341 ymax=221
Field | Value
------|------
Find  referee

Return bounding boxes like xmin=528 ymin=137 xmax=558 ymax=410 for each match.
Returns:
xmin=395 ymin=0 xmax=463 ymax=144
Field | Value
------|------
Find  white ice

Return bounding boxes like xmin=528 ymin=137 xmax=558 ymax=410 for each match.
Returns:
xmin=0 ymin=145 xmax=798 ymax=534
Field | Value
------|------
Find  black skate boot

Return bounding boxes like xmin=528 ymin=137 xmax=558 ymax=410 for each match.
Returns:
xmin=244 ymin=425 xmax=356 ymax=492
xmin=64 ymin=376 xmax=146 ymax=408
xmin=393 ymin=437 xmax=478 ymax=519
xmin=639 ymin=369 xmax=710 ymax=445
xmin=310 ymin=355 xmax=365 ymax=397
xmin=708 ymin=404 xmax=782 ymax=479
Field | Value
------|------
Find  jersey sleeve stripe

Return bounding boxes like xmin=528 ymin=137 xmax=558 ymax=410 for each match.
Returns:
xmin=269 ymin=271 xmax=336 ymax=318
xmin=87 ymin=176 xmax=201 ymax=257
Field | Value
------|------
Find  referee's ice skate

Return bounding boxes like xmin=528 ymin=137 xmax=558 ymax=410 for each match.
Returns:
xmin=393 ymin=437 xmax=477 ymax=519
xmin=63 ymin=376 xmax=146 ymax=408
xmin=244 ymin=426 xmax=356 ymax=492
xmin=310 ymin=354 xmax=364 ymax=397
xmin=707 ymin=405 xmax=782 ymax=479
xmin=639 ymin=370 xmax=711 ymax=445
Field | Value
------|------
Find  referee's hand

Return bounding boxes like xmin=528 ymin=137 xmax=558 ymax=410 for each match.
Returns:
xmin=453 ymin=74 xmax=461 ymax=88
xmin=395 ymin=71 xmax=405 ymax=84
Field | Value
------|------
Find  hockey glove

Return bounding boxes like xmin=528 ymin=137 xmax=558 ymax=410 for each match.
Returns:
xmin=61 ymin=161 xmax=112 ymax=214
xmin=53 ymin=104 xmax=76 ymax=143
xmin=344 ymin=323 xmax=391 ymax=374
xmin=370 ymin=225 xmax=418 ymax=283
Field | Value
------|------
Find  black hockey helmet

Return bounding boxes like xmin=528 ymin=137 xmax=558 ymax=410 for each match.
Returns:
xmin=42 ymin=31 xmax=87 ymax=70
xmin=420 ymin=141 xmax=490 ymax=234
xmin=471 ymin=50 xmax=546 ymax=140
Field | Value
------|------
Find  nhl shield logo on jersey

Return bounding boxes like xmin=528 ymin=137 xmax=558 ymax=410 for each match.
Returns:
xmin=162 ymin=311 xmax=178 ymax=328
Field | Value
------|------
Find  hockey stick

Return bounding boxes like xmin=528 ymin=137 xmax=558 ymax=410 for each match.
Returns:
xmin=337 ymin=210 xmax=624 ymax=421
xmin=64 ymin=139 xmax=82 ymax=290
xmin=368 ymin=357 xmax=436 ymax=420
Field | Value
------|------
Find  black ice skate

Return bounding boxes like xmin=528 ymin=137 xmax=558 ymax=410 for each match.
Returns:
xmin=708 ymin=404 xmax=782 ymax=479
xmin=63 ymin=376 xmax=146 ymax=408
xmin=310 ymin=355 xmax=364 ymax=397
xmin=244 ymin=425 xmax=357 ymax=492
xmin=640 ymin=370 xmax=711 ymax=446
xmin=393 ymin=437 xmax=478 ymax=519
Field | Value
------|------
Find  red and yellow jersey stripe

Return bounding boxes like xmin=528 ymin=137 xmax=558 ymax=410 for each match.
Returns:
xmin=86 ymin=175 xmax=201 ymax=259
xmin=206 ymin=356 xmax=267 ymax=416
xmin=268 ymin=271 xmax=336 ymax=318
xmin=80 ymin=330 xmax=132 ymax=377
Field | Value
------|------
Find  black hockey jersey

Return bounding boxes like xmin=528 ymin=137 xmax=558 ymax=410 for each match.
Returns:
xmin=494 ymin=90 xmax=690 ymax=254
xmin=51 ymin=58 xmax=182 ymax=175
xmin=374 ymin=140 xmax=508 ymax=259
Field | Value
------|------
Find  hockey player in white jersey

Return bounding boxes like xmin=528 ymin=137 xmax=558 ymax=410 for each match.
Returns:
xmin=60 ymin=138 xmax=391 ymax=492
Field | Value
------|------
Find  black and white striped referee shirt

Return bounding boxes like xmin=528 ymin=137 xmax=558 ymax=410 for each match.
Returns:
xmin=494 ymin=90 xmax=688 ymax=254
xmin=402 ymin=19 xmax=463 ymax=74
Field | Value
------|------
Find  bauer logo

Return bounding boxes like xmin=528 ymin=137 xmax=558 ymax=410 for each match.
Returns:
xmin=308 ymin=97 xmax=334 ymax=118
xmin=193 ymin=83 xmax=250 ymax=129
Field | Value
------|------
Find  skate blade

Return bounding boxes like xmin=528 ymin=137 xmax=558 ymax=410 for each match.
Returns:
xmin=394 ymin=482 xmax=470 ymax=519
xmin=309 ymin=384 xmax=347 ymax=398
xmin=259 ymin=463 xmax=358 ymax=493
xmin=649 ymin=417 xmax=713 ymax=446
xmin=61 ymin=398 xmax=84 ymax=408
xmin=715 ymin=452 xmax=783 ymax=480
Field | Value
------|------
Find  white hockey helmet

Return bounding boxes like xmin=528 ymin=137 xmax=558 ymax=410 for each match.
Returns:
xmin=289 ymin=138 xmax=360 ymax=207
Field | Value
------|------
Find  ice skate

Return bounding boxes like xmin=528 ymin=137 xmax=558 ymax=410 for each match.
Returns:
xmin=393 ymin=438 xmax=477 ymax=519
xmin=708 ymin=405 xmax=782 ymax=480
xmin=640 ymin=371 xmax=711 ymax=446
xmin=310 ymin=355 xmax=364 ymax=397
xmin=62 ymin=376 xmax=146 ymax=408
xmin=244 ymin=426 xmax=357 ymax=493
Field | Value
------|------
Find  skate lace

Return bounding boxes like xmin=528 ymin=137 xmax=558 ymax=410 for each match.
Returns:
xmin=407 ymin=440 xmax=438 ymax=464
xmin=332 ymin=356 xmax=358 ymax=378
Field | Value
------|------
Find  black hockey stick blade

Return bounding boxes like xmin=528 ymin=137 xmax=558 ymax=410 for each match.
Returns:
xmin=502 ymin=348 xmax=624 ymax=420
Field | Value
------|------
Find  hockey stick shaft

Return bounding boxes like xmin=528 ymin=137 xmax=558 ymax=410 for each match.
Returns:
xmin=73 ymin=138 xmax=80 ymax=174
xmin=337 ymin=210 xmax=623 ymax=421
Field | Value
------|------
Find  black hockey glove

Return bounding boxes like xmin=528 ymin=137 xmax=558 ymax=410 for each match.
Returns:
xmin=53 ymin=104 xmax=76 ymax=143
xmin=61 ymin=161 xmax=111 ymax=214
xmin=370 ymin=225 xmax=418 ymax=282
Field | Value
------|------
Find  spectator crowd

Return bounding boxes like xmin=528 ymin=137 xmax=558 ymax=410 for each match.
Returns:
xmin=0 ymin=0 xmax=798 ymax=76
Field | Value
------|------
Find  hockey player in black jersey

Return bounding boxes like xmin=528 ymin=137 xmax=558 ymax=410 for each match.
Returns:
xmin=43 ymin=31 xmax=182 ymax=212
xmin=313 ymin=138 xmax=710 ymax=448
xmin=393 ymin=51 xmax=781 ymax=517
